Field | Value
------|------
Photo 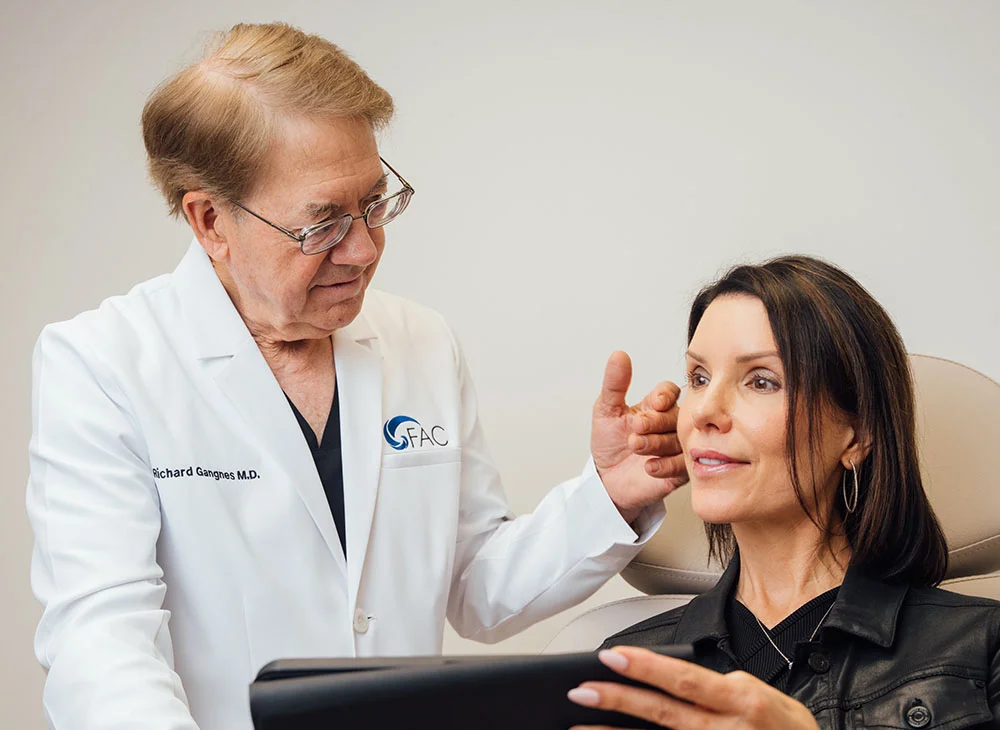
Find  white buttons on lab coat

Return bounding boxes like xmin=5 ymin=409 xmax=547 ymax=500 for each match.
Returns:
xmin=353 ymin=608 xmax=370 ymax=634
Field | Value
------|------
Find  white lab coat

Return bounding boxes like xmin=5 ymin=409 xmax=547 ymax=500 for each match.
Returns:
xmin=27 ymin=242 xmax=665 ymax=730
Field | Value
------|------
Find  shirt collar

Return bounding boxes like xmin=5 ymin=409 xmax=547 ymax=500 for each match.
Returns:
xmin=671 ymin=553 xmax=909 ymax=650
xmin=823 ymin=567 xmax=908 ymax=648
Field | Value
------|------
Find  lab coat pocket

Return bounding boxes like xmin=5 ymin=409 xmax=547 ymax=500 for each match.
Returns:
xmin=381 ymin=446 xmax=462 ymax=470
xmin=373 ymin=446 xmax=463 ymax=614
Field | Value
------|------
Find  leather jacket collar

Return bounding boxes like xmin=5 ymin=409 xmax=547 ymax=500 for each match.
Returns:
xmin=673 ymin=553 xmax=909 ymax=650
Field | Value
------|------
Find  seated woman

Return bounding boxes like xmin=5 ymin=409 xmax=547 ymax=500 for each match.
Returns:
xmin=568 ymin=255 xmax=1000 ymax=729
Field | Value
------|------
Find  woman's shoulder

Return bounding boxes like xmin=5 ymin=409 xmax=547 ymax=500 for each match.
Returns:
xmin=906 ymin=583 xmax=1000 ymax=611
xmin=598 ymin=602 xmax=691 ymax=651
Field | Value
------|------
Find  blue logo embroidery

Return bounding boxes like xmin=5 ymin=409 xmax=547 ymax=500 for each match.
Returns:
xmin=383 ymin=415 xmax=450 ymax=451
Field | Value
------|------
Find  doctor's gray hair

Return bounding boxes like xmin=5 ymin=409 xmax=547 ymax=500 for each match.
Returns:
xmin=142 ymin=22 xmax=394 ymax=218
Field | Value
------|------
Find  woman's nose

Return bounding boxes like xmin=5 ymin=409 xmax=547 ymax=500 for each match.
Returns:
xmin=691 ymin=383 xmax=733 ymax=433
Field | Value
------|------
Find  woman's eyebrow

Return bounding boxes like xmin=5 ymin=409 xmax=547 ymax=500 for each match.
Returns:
xmin=735 ymin=350 xmax=781 ymax=363
xmin=684 ymin=350 xmax=780 ymax=364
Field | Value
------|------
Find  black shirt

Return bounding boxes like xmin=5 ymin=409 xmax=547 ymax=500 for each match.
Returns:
xmin=726 ymin=587 xmax=839 ymax=690
xmin=286 ymin=388 xmax=347 ymax=557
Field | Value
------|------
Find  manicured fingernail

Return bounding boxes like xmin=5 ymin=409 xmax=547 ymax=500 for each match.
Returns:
xmin=567 ymin=687 xmax=601 ymax=707
xmin=634 ymin=436 xmax=648 ymax=450
xmin=599 ymin=649 xmax=629 ymax=671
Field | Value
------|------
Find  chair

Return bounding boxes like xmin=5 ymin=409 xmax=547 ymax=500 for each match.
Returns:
xmin=543 ymin=354 xmax=1000 ymax=653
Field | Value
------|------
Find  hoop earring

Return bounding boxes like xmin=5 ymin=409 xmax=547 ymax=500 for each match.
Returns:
xmin=842 ymin=459 xmax=859 ymax=514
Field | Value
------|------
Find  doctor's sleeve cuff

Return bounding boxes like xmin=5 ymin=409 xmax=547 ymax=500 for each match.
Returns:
xmin=577 ymin=457 xmax=666 ymax=546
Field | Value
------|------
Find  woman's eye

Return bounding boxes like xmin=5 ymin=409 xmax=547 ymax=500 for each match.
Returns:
xmin=747 ymin=375 xmax=780 ymax=393
xmin=687 ymin=371 xmax=709 ymax=388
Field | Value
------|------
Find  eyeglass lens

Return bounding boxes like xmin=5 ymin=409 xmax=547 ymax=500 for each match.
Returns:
xmin=300 ymin=189 xmax=413 ymax=255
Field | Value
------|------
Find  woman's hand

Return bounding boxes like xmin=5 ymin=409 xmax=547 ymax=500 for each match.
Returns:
xmin=568 ymin=646 xmax=821 ymax=730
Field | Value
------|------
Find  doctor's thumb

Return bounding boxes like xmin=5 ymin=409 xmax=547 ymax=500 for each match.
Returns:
xmin=594 ymin=351 xmax=632 ymax=417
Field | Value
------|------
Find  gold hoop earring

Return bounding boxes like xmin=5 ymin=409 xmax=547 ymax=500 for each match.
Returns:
xmin=842 ymin=459 xmax=859 ymax=514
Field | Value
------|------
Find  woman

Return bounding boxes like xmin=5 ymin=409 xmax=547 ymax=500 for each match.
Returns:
xmin=568 ymin=256 xmax=1000 ymax=729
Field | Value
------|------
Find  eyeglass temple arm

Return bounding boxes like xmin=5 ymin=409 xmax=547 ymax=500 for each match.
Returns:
xmin=380 ymin=157 xmax=414 ymax=192
xmin=229 ymin=200 xmax=304 ymax=241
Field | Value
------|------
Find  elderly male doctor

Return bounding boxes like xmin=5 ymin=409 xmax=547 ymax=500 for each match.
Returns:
xmin=26 ymin=22 xmax=686 ymax=730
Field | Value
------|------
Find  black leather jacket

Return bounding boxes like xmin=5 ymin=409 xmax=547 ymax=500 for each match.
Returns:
xmin=602 ymin=558 xmax=1000 ymax=729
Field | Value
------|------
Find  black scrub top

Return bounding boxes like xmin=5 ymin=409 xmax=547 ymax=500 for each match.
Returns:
xmin=286 ymin=387 xmax=347 ymax=557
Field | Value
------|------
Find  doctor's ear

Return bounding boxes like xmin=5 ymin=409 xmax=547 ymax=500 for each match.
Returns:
xmin=182 ymin=191 xmax=230 ymax=262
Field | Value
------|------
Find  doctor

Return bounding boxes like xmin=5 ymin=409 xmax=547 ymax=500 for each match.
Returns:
xmin=27 ymin=22 xmax=686 ymax=730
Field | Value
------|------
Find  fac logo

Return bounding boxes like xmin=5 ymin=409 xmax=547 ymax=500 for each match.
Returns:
xmin=383 ymin=415 xmax=450 ymax=451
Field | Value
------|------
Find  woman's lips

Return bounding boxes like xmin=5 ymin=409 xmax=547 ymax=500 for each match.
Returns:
xmin=689 ymin=448 xmax=750 ymax=477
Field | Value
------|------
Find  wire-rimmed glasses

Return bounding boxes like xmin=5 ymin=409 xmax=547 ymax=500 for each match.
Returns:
xmin=230 ymin=157 xmax=414 ymax=255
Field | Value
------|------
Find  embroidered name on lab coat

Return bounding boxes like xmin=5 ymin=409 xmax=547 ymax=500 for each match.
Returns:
xmin=151 ymin=466 xmax=260 ymax=481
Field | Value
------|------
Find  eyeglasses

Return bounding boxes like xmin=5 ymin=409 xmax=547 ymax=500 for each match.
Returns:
xmin=230 ymin=157 xmax=414 ymax=255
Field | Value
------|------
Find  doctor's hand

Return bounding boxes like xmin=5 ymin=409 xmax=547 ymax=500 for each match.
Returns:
xmin=568 ymin=647 xmax=821 ymax=730
xmin=591 ymin=351 xmax=686 ymax=525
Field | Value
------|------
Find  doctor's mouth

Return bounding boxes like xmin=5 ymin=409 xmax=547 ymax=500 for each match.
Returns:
xmin=311 ymin=273 xmax=366 ymax=297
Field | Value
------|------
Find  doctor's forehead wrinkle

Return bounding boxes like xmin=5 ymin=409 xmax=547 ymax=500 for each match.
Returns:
xmin=302 ymin=173 xmax=389 ymax=219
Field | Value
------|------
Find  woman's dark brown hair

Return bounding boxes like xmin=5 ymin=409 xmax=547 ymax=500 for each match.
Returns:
xmin=690 ymin=255 xmax=947 ymax=586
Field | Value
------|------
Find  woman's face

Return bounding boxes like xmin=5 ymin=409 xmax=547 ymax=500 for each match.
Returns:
xmin=677 ymin=294 xmax=857 ymax=529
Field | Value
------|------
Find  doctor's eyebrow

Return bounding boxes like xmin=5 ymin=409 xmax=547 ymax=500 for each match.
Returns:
xmin=302 ymin=174 xmax=391 ymax=221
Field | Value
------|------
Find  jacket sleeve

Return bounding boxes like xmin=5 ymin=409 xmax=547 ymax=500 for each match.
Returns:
xmin=27 ymin=325 xmax=200 ymax=729
xmin=444 ymin=328 xmax=666 ymax=643
xmin=987 ymin=605 xmax=1000 ymax=722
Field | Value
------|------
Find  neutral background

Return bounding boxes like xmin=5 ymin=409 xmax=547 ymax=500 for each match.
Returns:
xmin=2 ymin=1 xmax=998 ymax=725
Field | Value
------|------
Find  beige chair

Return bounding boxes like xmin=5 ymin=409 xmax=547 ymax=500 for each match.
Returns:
xmin=544 ymin=354 xmax=1000 ymax=653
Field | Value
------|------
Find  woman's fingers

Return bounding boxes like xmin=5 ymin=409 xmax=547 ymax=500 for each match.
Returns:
xmin=568 ymin=680 xmax=710 ymax=729
xmin=597 ymin=647 xmax=745 ymax=714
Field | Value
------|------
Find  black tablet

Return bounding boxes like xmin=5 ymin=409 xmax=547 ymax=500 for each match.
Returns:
xmin=250 ymin=645 xmax=694 ymax=730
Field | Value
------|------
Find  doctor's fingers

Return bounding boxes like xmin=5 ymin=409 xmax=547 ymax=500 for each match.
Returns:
xmin=627 ymin=405 xmax=679 ymax=437
xmin=643 ymin=453 xmax=687 ymax=481
xmin=568 ymin=680 xmax=707 ymax=730
xmin=638 ymin=381 xmax=682 ymax=413
xmin=628 ymin=432 xmax=681 ymax=457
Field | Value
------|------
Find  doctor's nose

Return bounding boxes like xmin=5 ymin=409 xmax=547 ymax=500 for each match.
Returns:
xmin=328 ymin=218 xmax=379 ymax=268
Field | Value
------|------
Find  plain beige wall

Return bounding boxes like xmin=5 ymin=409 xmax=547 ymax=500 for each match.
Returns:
xmin=3 ymin=1 xmax=999 ymax=726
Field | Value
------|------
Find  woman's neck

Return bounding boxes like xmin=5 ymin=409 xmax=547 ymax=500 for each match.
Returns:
xmin=732 ymin=520 xmax=851 ymax=628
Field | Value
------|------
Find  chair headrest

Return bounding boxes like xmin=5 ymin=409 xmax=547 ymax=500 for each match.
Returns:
xmin=621 ymin=354 xmax=1000 ymax=595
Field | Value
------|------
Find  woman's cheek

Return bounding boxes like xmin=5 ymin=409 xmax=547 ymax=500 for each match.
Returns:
xmin=677 ymin=401 xmax=694 ymax=451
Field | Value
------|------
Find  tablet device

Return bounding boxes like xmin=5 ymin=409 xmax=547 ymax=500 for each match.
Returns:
xmin=250 ymin=645 xmax=694 ymax=730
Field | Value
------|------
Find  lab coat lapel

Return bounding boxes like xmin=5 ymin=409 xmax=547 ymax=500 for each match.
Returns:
xmin=215 ymin=340 xmax=349 ymax=578
xmin=175 ymin=240 xmax=349 ymax=577
xmin=334 ymin=316 xmax=383 ymax=611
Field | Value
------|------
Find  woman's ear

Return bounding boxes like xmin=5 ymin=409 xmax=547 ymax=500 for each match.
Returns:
xmin=182 ymin=191 xmax=230 ymax=262
xmin=840 ymin=424 xmax=872 ymax=469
